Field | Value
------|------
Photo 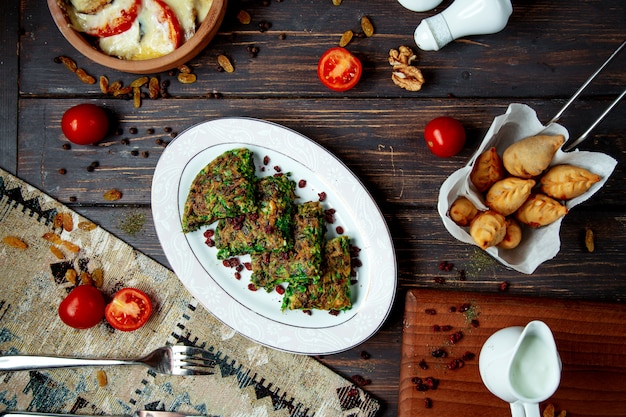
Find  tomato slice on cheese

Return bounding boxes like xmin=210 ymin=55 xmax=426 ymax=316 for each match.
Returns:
xmin=70 ymin=0 xmax=142 ymax=37
xmin=162 ymin=0 xmax=196 ymax=41
xmin=99 ymin=0 xmax=183 ymax=60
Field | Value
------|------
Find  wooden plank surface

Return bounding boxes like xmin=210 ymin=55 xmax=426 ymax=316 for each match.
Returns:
xmin=7 ymin=1 xmax=626 ymax=416
xmin=399 ymin=289 xmax=626 ymax=416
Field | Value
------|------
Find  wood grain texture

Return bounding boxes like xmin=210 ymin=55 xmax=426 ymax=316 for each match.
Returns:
xmin=399 ymin=289 xmax=626 ymax=417
xmin=5 ymin=1 xmax=626 ymax=416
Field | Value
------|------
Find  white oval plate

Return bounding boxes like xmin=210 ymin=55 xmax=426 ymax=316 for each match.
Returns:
xmin=152 ymin=118 xmax=397 ymax=355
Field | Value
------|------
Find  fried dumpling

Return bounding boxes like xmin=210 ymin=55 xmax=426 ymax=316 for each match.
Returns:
xmin=449 ymin=196 xmax=478 ymax=226
xmin=485 ymin=177 xmax=536 ymax=216
xmin=540 ymin=164 xmax=601 ymax=200
xmin=469 ymin=210 xmax=507 ymax=249
xmin=515 ymin=194 xmax=568 ymax=228
xmin=470 ymin=147 xmax=505 ymax=192
xmin=503 ymin=134 xmax=565 ymax=178
xmin=498 ymin=218 xmax=522 ymax=250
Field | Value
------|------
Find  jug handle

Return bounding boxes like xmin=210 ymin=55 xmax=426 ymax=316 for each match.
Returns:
xmin=509 ymin=401 xmax=541 ymax=417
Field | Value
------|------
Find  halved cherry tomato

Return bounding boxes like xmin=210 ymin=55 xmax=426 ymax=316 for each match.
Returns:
xmin=61 ymin=103 xmax=109 ymax=145
xmin=58 ymin=285 xmax=106 ymax=329
xmin=424 ymin=116 xmax=466 ymax=157
xmin=317 ymin=47 xmax=363 ymax=92
xmin=105 ymin=288 xmax=153 ymax=331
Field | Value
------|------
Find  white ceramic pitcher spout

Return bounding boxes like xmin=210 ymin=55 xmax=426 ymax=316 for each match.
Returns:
xmin=479 ymin=320 xmax=562 ymax=417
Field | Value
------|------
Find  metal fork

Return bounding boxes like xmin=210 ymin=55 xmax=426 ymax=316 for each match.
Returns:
xmin=0 ymin=345 xmax=216 ymax=376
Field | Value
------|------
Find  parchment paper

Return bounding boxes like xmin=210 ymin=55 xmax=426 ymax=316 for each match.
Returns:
xmin=437 ymin=103 xmax=617 ymax=274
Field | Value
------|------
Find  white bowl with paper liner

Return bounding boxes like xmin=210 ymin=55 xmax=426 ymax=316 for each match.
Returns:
xmin=438 ymin=103 xmax=617 ymax=274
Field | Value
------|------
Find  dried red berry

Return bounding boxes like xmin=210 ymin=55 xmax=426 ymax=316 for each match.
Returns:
xmin=431 ymin=348 xmax=447 ymax=358
xmin=425 ymin=308 xmax=436 ymax=315
xmin=418 ymin=359 xmax=428 ymax=370
xmin=449 ymin=331 xmax=463 ymax=344
xmin=424 ymin=398 xmax=432 ymax=408
xmin=499 ymin=281 xmax=510 ymax=291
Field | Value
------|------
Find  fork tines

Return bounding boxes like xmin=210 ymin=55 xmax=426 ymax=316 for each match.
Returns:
xmin=171 ymin=345 xmax=216 ymax=375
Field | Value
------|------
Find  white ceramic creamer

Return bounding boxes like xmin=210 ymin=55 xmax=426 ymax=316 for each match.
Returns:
xmin=479 ymin=321 xmax=562 ymax=417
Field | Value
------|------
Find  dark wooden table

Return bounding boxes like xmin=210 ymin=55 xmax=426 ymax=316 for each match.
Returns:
xmin=2 ymin=0 xmax=625 ymax=415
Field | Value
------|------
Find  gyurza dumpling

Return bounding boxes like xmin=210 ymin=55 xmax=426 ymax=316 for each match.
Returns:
xmin=470 ymin=147 xmax=505 ymax=192
xmin=502 ymin=134 xmax=565 ymax=178
xmin=516 ymin=194 xmax=568 ymax=228
xmin=540 ymin=164 xmax=601 ymax=200
xmin=498 ymin=218 xmax=522 ymax=250
xmin=469 ymin=210 xmax=507 ymax=249
xmin=449 ymin=196 xmax=478 ymax=226
xmin=485 ymin=177 xmax=536 ymax=216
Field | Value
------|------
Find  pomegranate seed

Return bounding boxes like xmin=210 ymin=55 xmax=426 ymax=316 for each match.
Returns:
xmin=462 ymin=351 xmax=476 ymax=361
xmin=499 ymin=281 xmax=510 ymax=291
xmin=424 ymin=377 xmax=439 ymax=389
xmin=263 ymin=155 xmax=270 ymax=165
xmin=244 ymin=262 xmax=252 ymax=270
xmin=336 ymin=226 xmax=344 ymax=234
xmin=424 ymin=398 xmax=432 ymax=408
xmin=298 ymin=179 xmax=306 ymax=188
xmin=275 ymin=285 xmax=285 ymax=295
xmin=418 ymin=359 xmax=428 ymax=370
xmin=433 ymin=276 xmax=446 ymax=284
xmin=247 ymin=283 xmax=258 ymax=291
xmin=222 ymin=260 xmax=231 ymax=267
xmin=360 ymin=350 xmax=371 ymax=360
xmin=432 ymin=325 xmax=441 ymax=332
xmin=318 ymin=192 xmax=327 ymax=201
xmin=440 ymin=325 xmax=452 ymax=332
xmin=425 ymin=308 xmax=436 ymax=315
xmin=459 ymin=303 xmax=471 ymax=312
xmin=234 ymin=272 xmax=241 ymax=280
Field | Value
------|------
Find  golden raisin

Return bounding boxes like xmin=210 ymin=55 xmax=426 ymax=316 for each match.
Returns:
xmin=80 ymin=271 xmax=93 ymax=285
xmin=585 ymin=228 xmax=595 ymax=252
xmin=54 ymin=213 xmax=64 ymax=228
xmin=78 ymin=221 xmax=97 ymax=231
xmin=103 ymin=189 xmax=123 ymax=201
xmin=50 ymin=246 xmax=65 ymax=260
xmin=96 ymin=370 xmax=108 ymax=387
xmin=133 ymin=87 xmax=141 ymax=108
xmin=149 ymin=77 xmax=160 ymax=99
xmin=76 ymin=68 xmax=96 ymax=84
xmin=2 ymin=236 xmax=28 ymax=249
xmin=177 ymin=73 xmax=197 ymax=84
xmin=361 ymin=16 xmax=375 ymax=37
xmin=339 ymin=30 xmax=353 ymax=47
xmin=65 ymin=268 xmax=78 ymax=284
xmin=92 ymin=268 xmax=104 ymax=287
xmin=62 ymin=212 xmax=74 ymax=232
xmin=237 ymin=9 xmax=251 ymax=24
xmin=99 ymin=76 xmax=109 ymax=94
xmin=61 ymin=240 xmax=81 ymax=253
xmin=217 ymin=55 xmax=235 ymax=73
xmin=42 ymin=232 xmax=63 ymax=244
xmin=59 ymin=56 xmax=77 ymax=73
xmin=130 ymin=76 xmax=149 ymax=88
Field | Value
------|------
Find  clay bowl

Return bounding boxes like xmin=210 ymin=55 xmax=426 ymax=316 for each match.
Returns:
xmin=47 ymin=0 xmax=227 ymax=74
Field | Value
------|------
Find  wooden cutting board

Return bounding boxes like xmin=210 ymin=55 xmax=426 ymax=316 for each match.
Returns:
xmin=399 ymin=289 xmax=626 ymax=417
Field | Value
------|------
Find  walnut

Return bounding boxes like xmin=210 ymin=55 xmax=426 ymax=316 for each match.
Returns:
xmin=389 ymin=46 xmax=424 ymax=91
xmin=391 ymin=64 xmax=425 ymax=91
xmin=389 ymin=46 xmax=416 ymax=66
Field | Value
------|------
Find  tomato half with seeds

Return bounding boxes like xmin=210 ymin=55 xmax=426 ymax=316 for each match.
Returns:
xmin=105 ymin=288 xmax=153 ymax=331
xmin=317 ymin=47 xmax=363 ymax=92
xmin=58 ymin=285 xmax=106 ymax=329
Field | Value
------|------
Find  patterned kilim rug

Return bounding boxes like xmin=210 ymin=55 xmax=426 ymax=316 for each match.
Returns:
xmin=0 ymin=167 xmax=380 ymax=417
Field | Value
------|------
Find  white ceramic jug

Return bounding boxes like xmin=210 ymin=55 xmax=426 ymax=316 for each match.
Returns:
xmin=479 ymin=320 xmax=562 ymax=417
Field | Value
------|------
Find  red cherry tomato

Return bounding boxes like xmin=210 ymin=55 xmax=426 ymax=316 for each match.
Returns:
xmin=58 ymin=285 xmax=106 ymax=329
xmin=105 ymin=288 xmax=153 ymax=332
xmin=61 ymin=104 xmax=109 ymax=145
xmin=424 ymin=116 xmax=466 ymax=157
xmin=317 ymin=47 xmax=363 ymax=92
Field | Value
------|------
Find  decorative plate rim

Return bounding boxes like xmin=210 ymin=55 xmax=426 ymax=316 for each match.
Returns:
xmin=152 ymin=117 xmax=397 ymax=355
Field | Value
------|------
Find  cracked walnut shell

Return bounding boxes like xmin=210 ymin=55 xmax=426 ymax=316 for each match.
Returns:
xmin=391 ymin=64 xmax=425 ymax=91
xmin=389 ymin=46 xmax=424 ymax=91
